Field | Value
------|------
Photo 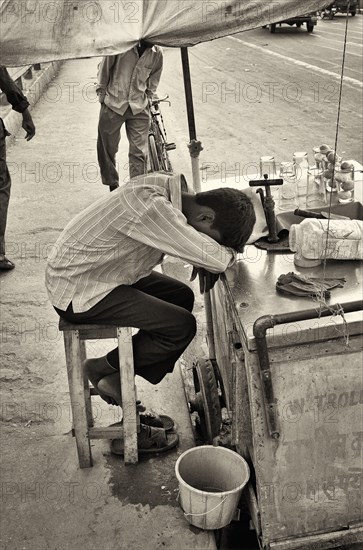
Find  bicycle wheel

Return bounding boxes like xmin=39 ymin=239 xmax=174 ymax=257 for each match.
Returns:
xmin=154 ymin=123 xmax=172 ymax=172
xmin=148 ymin=134 xmax=161 ymax=172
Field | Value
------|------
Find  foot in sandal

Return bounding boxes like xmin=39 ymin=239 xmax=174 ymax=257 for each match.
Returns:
xmin=111 ymin=424 xmax=179 ymax=456
xmin=110 ymin=414 xmax=175 ymax=432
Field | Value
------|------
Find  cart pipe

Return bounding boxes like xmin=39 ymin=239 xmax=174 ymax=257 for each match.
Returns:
xmin=252 ymin=300 xmax=363 ymax=440
xmin=253 ymin=300 xmax=363 ymax=338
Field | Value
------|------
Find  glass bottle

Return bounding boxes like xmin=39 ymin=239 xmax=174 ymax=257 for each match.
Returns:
xmin=313 ymin=146 xmax=324 ymax=169
xmin=259 ymin=156 xmax=277 ymax=179
xmin=278 ymin=162 xmax=299 ymax=211
xmin=306 ymin=166 xmax=327 ymax=208
xmin=335 ymin=165 xmax=355 ymax=203
xmin=293 ymin=151 xmax=309 ymax=199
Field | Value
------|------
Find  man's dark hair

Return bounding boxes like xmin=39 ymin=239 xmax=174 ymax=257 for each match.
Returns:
xmin=195 ymin=188 xmax=256 ymax=253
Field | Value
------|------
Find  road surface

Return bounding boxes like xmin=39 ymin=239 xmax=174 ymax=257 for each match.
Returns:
xmin=156 ymin=14 xmax=362 ymax=187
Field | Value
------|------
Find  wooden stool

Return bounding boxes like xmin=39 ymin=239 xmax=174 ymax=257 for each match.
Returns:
xmin=59 ymin=319 xmax=139 ymax=467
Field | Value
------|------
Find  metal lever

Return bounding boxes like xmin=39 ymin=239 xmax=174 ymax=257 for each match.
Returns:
xmin=249 ymin=174 xmax=283 ymax=243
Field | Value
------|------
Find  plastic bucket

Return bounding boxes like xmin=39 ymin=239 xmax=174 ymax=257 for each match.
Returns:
xmin=175 ymin=445 xmax=250 ymax=530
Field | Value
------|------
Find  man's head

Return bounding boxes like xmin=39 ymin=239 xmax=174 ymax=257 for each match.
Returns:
xmin=182 ymin=187 xmax=256 ymax=253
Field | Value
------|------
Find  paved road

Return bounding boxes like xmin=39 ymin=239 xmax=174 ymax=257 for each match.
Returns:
xmin=159 ymin=14 xmax=362 ymax=184
xmin=157 ymin=14 xmax=363 ymax=550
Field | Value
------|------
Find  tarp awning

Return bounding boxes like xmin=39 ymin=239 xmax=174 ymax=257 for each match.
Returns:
xmin=1 ymin=0 xmax=324 ymax=66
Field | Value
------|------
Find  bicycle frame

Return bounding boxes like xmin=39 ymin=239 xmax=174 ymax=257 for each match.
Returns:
xmin=148 ymin=96 xmax=175 ymax=173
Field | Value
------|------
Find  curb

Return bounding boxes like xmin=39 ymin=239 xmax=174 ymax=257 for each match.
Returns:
xmin=2 ymin=61 xmax=62 ymax=142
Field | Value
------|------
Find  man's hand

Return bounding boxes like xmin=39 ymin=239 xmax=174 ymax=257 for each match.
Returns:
xmin=96 ymin=87 xmax=106 ymax=104
xmin=21 ymin=109 xmax=35 ymax=141
xmin=190 ymin=266 xmax=221 ymax=294
xmin=98 ymin=92 xmax=106 ymax=104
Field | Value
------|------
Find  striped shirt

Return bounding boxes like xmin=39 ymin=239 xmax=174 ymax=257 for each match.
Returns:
xmin=45 ymin=173 xmax=236 ymax=313
xmin=96 ymin=46 xmax=163 ymax=116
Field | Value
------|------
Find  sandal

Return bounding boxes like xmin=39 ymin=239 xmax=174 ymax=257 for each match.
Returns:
xmin=110 ymin=413 xmax=175 ymax=432
xmin=140 ymin=413 xmax=174 ymax=431
xmin=110 ymin=424 xmax=179 ymax=456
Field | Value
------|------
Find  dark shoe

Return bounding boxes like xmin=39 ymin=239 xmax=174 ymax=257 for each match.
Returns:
xmin=110 ymin=424 xmax=179 ymax=456
xmin=110 ymin=414 xmax=175 ymax=432
xmin=0 ymin=257 xmax=15 ymax=270
xmin=109 ymin=184 xmax=119 ymax=192
xmin=140 ymin=413 xmax=174 ymax=431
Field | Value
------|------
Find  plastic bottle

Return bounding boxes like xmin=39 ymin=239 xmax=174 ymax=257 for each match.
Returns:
xmin=289 ymin=218 xmax=363 ymax=267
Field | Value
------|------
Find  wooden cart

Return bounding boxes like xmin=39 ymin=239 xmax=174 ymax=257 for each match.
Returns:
xmin=191 ymin=183 xmax=363 ymax=548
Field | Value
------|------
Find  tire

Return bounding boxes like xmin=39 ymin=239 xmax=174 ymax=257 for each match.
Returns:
xmin=307 ymin=22 xmax=314 ymax=32
xmin=153 ymin=123 xmax=172 ymax=172
xmin=148 ymin=134 xmax=160 ymax=172
xmin=269 ymin=23 xmax=276 ymax=33
xmin=190 ymin=358 xmax=222 ymax=444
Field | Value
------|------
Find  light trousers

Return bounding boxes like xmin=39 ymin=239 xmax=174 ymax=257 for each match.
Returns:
xmin=97 ymin=104 xmax=150 ymax=185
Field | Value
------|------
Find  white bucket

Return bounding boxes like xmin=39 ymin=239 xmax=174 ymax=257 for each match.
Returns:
xmin=175 ymin=445 xmax=250 ymax=530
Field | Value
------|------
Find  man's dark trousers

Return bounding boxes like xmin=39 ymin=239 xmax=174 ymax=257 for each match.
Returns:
xmin=0 ymin=119 xmax=11 ymax=256
xmin=55 ymin=271 xmax=196 ymax=384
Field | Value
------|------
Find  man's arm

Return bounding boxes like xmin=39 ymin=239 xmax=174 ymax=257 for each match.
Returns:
xmin=96 ymin=55 xmax=116 ymax=103
xmin=146 ymin=50 xmax=163 ymax=99
xmin=130 ymin=195 xmax=236 ymax=273
xmin=0 ymin=66 xmax=30 ymax=113
xmin=190 ymin=266 xmax=221 ymax=294
xmin=0 ymin=66 xmax=35 ymax=140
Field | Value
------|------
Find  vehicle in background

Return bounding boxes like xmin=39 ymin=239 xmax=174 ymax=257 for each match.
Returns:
xmin=262 ymin=12 xmax=318 ymax=33
xmin=321 ymin=0 xmax=358 ymax=18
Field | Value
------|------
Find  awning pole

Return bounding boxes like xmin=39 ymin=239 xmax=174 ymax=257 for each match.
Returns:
xmin=180 ymin=47 xmax=202 ymax=193
xmin=180 ymin=47 xmax=215 ymax=359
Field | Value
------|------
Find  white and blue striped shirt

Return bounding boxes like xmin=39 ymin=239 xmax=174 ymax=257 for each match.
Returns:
xmin=45 ymin=173 xmax=235 ymax=313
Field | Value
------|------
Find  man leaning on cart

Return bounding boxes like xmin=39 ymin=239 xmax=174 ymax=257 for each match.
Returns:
xmin=45 ymin=172 xmax=256 ymax=455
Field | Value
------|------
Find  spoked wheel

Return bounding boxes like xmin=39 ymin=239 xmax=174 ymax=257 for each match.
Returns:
xmin=148 ymin=134 xmax=160 ymax=172
xmin=189 ymin=358 xmax=222 ymax=444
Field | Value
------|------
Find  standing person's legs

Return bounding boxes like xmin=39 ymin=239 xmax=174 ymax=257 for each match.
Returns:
xmin=0 ymin=120 xmax=13 ymax=270
xmin=97 ymin=104 xmax=125 ymax=189
xmin=125 ymin=109 xmax=150 ymax=179
xmin=55 ymin=272 xmax=196 ymax=404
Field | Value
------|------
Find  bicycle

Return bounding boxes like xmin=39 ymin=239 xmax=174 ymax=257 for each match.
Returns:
xmin=148 ymin=95 xmax=176 ymax=173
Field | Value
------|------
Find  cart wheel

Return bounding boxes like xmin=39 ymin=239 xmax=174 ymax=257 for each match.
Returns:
xmin=189 ymin=358 xmax=222 ymax=444
xmin=269 ymin=23 xmax=276 ymax=33
xmin=307 ymin=22 xmax=314 ymax=32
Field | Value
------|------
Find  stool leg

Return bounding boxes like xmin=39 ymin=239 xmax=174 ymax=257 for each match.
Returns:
xmin=118 ymin=327 xmax=138 ymax=464
xmin=79 ymin=339 xmax=94 ymax=428
xmin=64 ymin=330 xmax=92 ymax=468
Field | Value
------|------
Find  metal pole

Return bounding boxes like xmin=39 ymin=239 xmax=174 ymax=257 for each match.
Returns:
xmin=180 ymin=47 xmax=202 ymax=193
xmin=180 ymin=48 xmax=215 ymax=358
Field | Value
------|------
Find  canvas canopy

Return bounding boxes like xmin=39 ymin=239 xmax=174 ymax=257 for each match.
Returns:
xmin=1 ymin=0 xmax=324 ymax=66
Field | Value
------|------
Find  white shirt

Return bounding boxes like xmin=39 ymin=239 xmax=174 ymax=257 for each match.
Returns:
xmin=45 ymin=173 xmax=236 ymax=313
xmin=96 ymin=46 xmax=163 ymax=115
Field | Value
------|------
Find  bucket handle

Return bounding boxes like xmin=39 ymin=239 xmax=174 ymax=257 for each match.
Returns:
xmin=183 ymin=497 xmax=228 ymax=518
